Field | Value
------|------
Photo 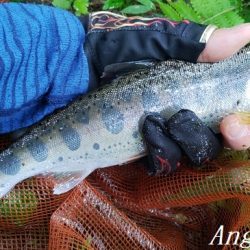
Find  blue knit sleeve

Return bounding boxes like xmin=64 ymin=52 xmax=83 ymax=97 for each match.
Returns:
xmin=0 ymin=3 xmax=89 ymax=134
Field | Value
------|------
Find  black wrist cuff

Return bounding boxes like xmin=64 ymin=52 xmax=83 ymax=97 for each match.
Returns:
xmin=80 ymin=12 xmax=207 ymax=89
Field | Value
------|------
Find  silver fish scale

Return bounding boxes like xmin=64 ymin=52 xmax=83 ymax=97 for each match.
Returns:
xmin=0 ymin=47 xmax=249 ymax=197
xmin=111 ymin=47 xmax=249 ymax=129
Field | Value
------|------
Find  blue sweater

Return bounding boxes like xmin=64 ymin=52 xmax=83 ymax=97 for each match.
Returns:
xmin=0 ymin=3 xmax=89 ymax=134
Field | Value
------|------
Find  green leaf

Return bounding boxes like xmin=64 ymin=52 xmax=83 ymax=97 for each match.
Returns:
xmin=241 ymin=1 xmax=250 ymax=22
xmin=190 ymin=0 xmax=245 ymax=27
xmin=169 ymin=0 xmax=202 ymax=22
xmin=52 ymin=0 xmax=72 ymax=10
xmin=229 ymin=0 xmax=243 ymax=10
xmin=191 ymin=0 xmax=230 ymax=18
xmin=73 ymin=0 xmax=89 ymax=15
xmin=137 ymin=0 xmax=155 ymax=10
xmin=103 ymin=0 xmax=125 ymax=10
xmin=156 ymin=0 xmax=182 ymax=20
xmin=122 ymin=4 xmax=152 ymax=14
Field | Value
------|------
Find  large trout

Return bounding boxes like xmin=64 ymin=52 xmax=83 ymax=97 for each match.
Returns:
xmin=0 ymin=47 xmax=249 ymax=198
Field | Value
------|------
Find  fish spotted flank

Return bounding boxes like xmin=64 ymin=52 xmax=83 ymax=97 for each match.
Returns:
xmin=0 ymin=47 xmax=249 ymax=198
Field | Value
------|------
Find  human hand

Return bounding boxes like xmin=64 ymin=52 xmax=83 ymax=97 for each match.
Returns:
xmin=197 ymin=23 xmax=250 ymax=62
xmin=220 ymin=113 xmax=250 ymax=150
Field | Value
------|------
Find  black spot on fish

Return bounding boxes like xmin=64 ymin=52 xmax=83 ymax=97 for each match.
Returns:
xmin=93 ymin=143 xmax=100 ymax=150
xmin=58 ymin=157 xmax=63 ymax=161
xmin=0 ymin=154 xmax=21 ymax=175
xmin=27 ymin=138 xmax=48 ymax=162
xmin=101 ymin=101 xmax=124 ymax=134
xmin=76 ymin=109 xmax=89 ymax=124
xmin=142 ymin=87 xmax=159 ymax=110
xmin=60 ymin=127 xmax=81 ymax=151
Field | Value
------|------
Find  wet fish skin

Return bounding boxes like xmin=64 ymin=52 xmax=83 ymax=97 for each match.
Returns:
xmin=0 ymin=47 xmax=249 ymax=198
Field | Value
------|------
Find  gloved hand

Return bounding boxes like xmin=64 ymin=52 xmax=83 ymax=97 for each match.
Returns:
xmin=140 ymin=109 xmax=223 ymax=175
xmin=140 ymin=113 xmax=182 ymax=175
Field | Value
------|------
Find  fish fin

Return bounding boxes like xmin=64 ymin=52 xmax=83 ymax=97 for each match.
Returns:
xmin=236 ymin=112 xmax=250 ymax=125
xmin=43 ymin=170 xmax=93 ymax=195
xmin=119 ymin=153 xmax=146 ymax=166
xmin=101 ymin=60 xmax=157 ymax=84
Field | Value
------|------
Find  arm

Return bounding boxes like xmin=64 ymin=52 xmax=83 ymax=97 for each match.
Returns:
xmin=198 ymin=23 xmax=250 ymax=62
xmin=82 ymin=12 xmax=250 ymax=89
xmin=0 ymin=3 xmax=88 ymax=134
xmin=81 ymin=11 xmax=212 ymax=89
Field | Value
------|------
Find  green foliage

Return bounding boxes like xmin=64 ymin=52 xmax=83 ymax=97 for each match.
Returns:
xmin=103 ymin=0 xmax=156 ymax=14
xmin=0 ymin=189 xmax=38 ymax=226
xmin=190 ymin=0 xmax=245 ymax=26
xmin=52 ymin=0 xmax=72 ymax=10
xmin=241 ymin=0 xmax=250 ymax=22
xmin=102 ymin=0 xmax=249 ymax=27
xmin=157 ymin=0 xmax=182 ymax=20
xmin=166 ymin=0 xmax=202 ymax=23
xmin=121 ymin=0 xmax=156 ymax=14
xmin=73 ymin=0 xmax=89 ymax=15
xmin=52 ymin=0 xmax=89 ymax=15
xmin=13 ymin=0 xmax=249 ymax=26
xmin=103 ymin=0 xmax=125 ymax=10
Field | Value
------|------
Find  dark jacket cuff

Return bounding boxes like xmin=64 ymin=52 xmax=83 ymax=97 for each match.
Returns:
xmin=80 ymin=12 xmax=211 ymax=89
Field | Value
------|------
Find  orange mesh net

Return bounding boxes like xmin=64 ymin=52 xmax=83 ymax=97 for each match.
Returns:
xmin=1 ymin=135 xmax=250 ymax=250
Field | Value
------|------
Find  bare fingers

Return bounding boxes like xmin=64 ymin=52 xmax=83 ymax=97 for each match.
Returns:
xmin=197 ymin=23 xmax=250 ymax=63
xmin=220 ymin=113 xmax=250 ymax=150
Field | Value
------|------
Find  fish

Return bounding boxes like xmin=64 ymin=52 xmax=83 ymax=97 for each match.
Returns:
xmin=0 ymin=47 xmax=249 ymax=198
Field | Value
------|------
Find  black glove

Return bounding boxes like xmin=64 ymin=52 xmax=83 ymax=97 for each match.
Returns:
xmin=140 ymin=109 xmax=223 ymax=175
xmin=140 ymin=113 xmax=182 ymax=175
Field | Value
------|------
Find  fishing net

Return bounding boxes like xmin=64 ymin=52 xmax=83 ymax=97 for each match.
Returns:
xmin=1 ymin=134 xmax=250 ymax=250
